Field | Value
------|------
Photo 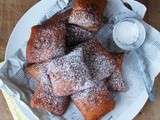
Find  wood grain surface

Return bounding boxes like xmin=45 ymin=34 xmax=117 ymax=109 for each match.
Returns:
xmin=0 ymin=0 xmax=160 ymax=120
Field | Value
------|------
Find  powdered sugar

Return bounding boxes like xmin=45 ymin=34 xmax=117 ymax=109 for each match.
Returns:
xmin=66 ymin=24 xmax=94 ymax=46
xmin=25 ymin=62 xmax=50 ymax=83
xmin=26 ymin=62 xmax=70 ymax=115
xmin=76 ymin=40 xmax=116 ymax=81
xmin=31 ymin=82 xmax=70 ymax=116
xmin=108 ymin=69 xmax=126 ymax=91
xmin=25 ymin=3 xmax=127 ymax=118
xmin=69 ymin=9 xmax=100 ymax=31
xmin=87 ymin=53 xmax=116 ymax=81
xmin=71 ymin=81 xmax=115 ymax=120
xmin=107 ymin=53 xmax=127 ymax=91
xmin=69 ymin=0 xmax=107 ymax=31
xmin=113 ymin=21 xmax=139 ymax=45
xmin=48 ymin=48 xmax=94 ymax=96
xmin=72 ymin=81 xmax=113 ymax=102
xmin=26 ymin=18 xmax=66 ymax=64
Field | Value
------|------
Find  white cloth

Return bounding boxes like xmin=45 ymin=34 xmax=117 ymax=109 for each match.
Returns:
xmin=99 ymin=0 xmax=159 ymax=100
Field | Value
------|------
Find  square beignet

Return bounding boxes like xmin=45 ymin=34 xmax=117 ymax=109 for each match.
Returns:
xmin=31 ymin=82 xmax=70 ymax=116
xmin=26 ymin=10 xmax=68 ymax=64
xmin=25 ymin=62 xmax=70 ymax=115
xmin=107 ymin=54 xmax=127 ymax=92
xmin=72 ymin=82 xmax=115 ymax=120
xmin=25 ymin=62 xmax=51 ymax=91
xmin=25 ymin=62 xmax=50 ymax=83
xmin=26 ymin=24 xmax=66 ymax=64
xmin=69 ymin=0 xmax=107 ymax=31
xmin=48 ymin=48 xmax=94 ymax=96
xmin=66 ymin=24 xmax=95 ymax=47
xmin=76 ymin=40 xmax=116 ymax=81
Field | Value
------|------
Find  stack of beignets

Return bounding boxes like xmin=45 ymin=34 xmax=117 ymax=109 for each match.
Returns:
xmin=25 ymin=0 xmax=126 ymax=120
xmin=26 ymin=10 xmax=70 ymax=115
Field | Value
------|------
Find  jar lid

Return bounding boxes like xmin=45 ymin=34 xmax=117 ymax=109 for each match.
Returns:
xmin=113 ymin=18 xmax=146 ymax=50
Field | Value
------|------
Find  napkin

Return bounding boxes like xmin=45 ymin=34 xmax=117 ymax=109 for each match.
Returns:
xmin=98 ymin=0 xmax=159 ymax=101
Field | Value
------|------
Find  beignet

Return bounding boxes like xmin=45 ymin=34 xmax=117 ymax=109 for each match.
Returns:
xmin=48 ymin=48 xmax=94 ymax=96
xmin=26 ymin=15 xmax=66 ymax=64
xmin=26 ymin=62 xmax=70 ymax=115
xmin=69 ymin=0 xmax=107 ymax=31
xmin=108 ymin=54 xmax=126 ymax=91
xmin=25 ymin=62 xmax=50 ymax=83
xmin=76 ymin=40 xmax=116 ymax=81
xmin=72 ymin=82 xmax=115 ymax=120
xmin=31 ymin=82 xmax=70 ymax=116
xmin=66 ymin=24 xmax=94 ymax=46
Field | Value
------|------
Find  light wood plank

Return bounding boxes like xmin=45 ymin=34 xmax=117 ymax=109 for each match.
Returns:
xmin=0 ymin=92 xmax=13 ymax=120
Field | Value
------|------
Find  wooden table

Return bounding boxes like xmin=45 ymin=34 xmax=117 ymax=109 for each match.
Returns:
xmin=0 ymin=0 xmax=160 ymax=120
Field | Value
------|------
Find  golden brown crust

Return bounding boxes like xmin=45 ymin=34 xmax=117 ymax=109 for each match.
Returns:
xmin=76 ymin=40 xmax=116 ymax=81
xmin=48 ymin=48 xmax=94 ymax=96
xmin=26 ymin=13 xmax=67 ymax=64
xmin=69 ymin=9 xmax=101 ymax=31
xmin=72 ymin=0 xmax=106 ymax=14
xmin=26 ymin=9 xmax=72 ymax=70
xmin=111 ymin=53 xmax=124 ymax=69
xmin=69 ymin=0 xmax=107 ymax=31
xmin=25 ymin=62 xmax=50 ymax=82
xmin=75 ymin=40 xmax=126 ymax=91
xmin=72 ymin=82 xmax=115 ymax=120
xmin=25 ymin=62 xmax=70 ymax=115
xmin=25 ymin=1 xmax=126 ymax=117
xmin=108 ymin=54 xmax=127 ymax=91
xmin=31 ymin=82 xmax=70 ymax=116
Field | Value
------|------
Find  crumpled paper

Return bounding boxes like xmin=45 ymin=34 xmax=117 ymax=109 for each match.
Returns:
xmin=98 ymin=0 xmax=159 ymax=100
xmin=0 ymin=0 xmax=160 ymax=120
